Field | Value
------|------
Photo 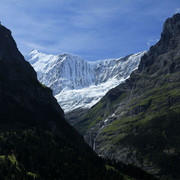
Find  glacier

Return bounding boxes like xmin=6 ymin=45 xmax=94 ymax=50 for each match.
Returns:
xmin=26 ymin=50 xmax=146 ymax=112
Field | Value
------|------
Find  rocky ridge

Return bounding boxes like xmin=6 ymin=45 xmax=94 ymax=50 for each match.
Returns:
xmin=75 ymin=14 xmax=180 ymax=179
xmin=26 ymin=50 xmax=145 ymax=112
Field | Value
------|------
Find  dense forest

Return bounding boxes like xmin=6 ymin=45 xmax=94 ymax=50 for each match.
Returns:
xmin=0 ymin=129 xmax=158 ymax=180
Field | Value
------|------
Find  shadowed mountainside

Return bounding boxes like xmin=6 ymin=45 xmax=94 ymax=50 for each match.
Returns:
xmin=0 ymin=24 xmax=158 ymax=179
xmin=74 ymin=13 xmax=180 ymax=179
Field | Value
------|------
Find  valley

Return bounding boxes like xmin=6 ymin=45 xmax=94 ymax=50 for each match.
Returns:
xmin=27 ymin=13 xmax=180 ymax=179
xmin=0 ymin=7 xmax=179 ymax=179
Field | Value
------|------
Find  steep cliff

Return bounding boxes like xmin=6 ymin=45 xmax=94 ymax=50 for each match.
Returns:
xmin=0 ymin=24 xmax=79 ymax=138
xmin=76 ymin=14 xmax=180 ymax=179
xmin=26 ymin=50 xmax=145 ymax=112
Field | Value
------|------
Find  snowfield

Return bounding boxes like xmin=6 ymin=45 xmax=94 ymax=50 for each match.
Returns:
xmin=26 ymin=50 xmax=146 ymax=112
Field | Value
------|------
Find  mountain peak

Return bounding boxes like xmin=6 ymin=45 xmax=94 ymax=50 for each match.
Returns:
xmin=26 ymin=50 xmax=146 ymax=112
xmin=0 ymin=25 xmax=37 ymax=80
xmin=0 ymin=24 xmax=11 ymax=35
xmin=0 ymin=25 xmax=21 ymax=63
xmin=30 ymin=49 xmax=39 ymax=54
xmin=139 ymin=13 xmax=180 ymax=73
xmin=161 ymin=13 xmax=180 ymax=40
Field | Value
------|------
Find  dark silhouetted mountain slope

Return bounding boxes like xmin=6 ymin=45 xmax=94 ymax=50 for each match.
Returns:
xmin=0 ymin=24 xmax=159 ymax=180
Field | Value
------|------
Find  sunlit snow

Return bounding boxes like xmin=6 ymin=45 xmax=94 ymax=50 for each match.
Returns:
xmin=26 ymin=50 xmax=146 ymax=112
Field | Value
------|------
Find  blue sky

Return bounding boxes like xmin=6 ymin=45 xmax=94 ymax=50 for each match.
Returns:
xmin=0 ymin=0 xmax=180 ymax=61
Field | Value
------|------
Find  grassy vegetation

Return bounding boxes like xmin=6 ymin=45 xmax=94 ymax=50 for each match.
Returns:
xmin=96 ymin=75 xmax=180 ymax=179
xmin=39 ymin=82 xmax=51 ymax=90
xmin=76 ymin=101 xmax=107 ymax=134
xmin=102 ymin=80 xmax=180 ymax=143
xmin=77 ymin=79 xmax=180 ymax=136
xmin=27 ymin=172 xmax=38 ymax=179
xmin=102 ymin=104 xmax=180 ymax=179
xmin=129 ymin=81 xmax=180 ymax=112
xmin=76 ymin=91 xmax=129 ymax=134
xmin=111 ymin=92 xmax=129 ymax=106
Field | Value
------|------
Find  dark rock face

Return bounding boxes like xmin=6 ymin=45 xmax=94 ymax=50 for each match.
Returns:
xmin=0 ymin=24 xmax=85 ymax=142
xmin=0 ymin=26 xmax=36 ymax=80
xmin=65 ymin=108 xmax=89 ymax=126
xmin=75 ymin=14 xmax=180 ymax=179
xmin=139 ymin=13 xmax=180 ymax=74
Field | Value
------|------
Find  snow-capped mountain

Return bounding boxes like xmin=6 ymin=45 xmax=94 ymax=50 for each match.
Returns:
xmin=26 ymin=50 xmax=146 ymax=112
